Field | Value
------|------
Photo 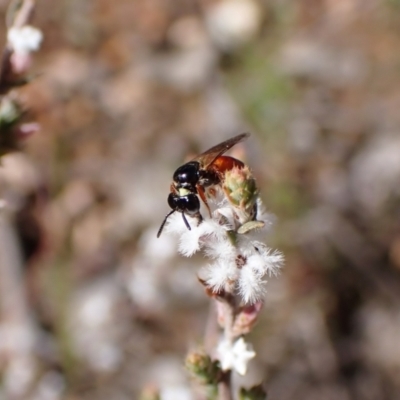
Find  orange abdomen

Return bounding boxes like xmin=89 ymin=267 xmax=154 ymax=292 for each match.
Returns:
xmin=211 ymin=156 xmax=245 ymax=174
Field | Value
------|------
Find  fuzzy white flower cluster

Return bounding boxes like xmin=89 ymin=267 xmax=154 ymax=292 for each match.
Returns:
xmin=165 ymin=187 xmax=284 ymax=304
xmin=7 ymin=25 xmax=43 ymax=55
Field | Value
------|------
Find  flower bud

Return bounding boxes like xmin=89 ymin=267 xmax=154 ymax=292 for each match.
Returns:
xmin=223 ymin=166 xmax=258 ymax=220
xmin=185 ymin=350 xmax=220 ymax=385
xmin=233 ymin=301 xmax=263 ymax=336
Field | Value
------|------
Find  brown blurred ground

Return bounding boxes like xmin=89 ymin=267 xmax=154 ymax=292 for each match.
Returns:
xmin=1 ymin=0 xmax=400 ymax=399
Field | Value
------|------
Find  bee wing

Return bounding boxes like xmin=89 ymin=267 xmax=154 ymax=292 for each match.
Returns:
xmin=191 ymin=133 xmax=250 ymax=168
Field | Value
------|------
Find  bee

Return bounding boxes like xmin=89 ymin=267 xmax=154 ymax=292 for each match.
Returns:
xmin=157 ymin=133 xmax=250 ymax=238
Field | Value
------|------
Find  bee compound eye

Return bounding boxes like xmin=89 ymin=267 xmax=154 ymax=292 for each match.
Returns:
xmin=168 ymin=192 xmax=178 ymax=209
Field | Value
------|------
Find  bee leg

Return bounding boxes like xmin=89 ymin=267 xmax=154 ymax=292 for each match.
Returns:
xmin=196 ymin=185 xmax=212 ymax=218
xmin=252 ymin=201 xmax=258 ymax=220
xmin=196 ymin=211 xmax=203 ymax=226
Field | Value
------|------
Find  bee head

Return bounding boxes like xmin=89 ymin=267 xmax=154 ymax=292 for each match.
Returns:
xmin=157 ymin=192 xmax=201 ymax=238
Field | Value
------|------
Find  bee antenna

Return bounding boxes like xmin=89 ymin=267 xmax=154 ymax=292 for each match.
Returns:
xmin=182 ymin=212 xmax=191 ymax=231
xmin=157 ymin=210 xmax=175 ymax=238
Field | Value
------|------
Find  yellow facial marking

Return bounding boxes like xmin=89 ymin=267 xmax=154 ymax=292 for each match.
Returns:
xmin=179 ymin=188 xmax=190 ymax=196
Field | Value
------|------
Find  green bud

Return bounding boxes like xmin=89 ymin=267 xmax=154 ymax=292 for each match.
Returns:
xmin=239 ymin=383 xmax=268 ymax=400
xmin=185 ymin=350 xmax=220 ymax=386
xmin=0 ymin=97 xmax=20 ymax=127
xmin=0 ymin=98 xmax=25 ymax=157
xmin=223 ymin=167 xmax=258 ymax=216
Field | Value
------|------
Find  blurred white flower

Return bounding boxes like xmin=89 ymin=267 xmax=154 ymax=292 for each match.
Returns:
xmin=8 ymin=25 xmax=43 ymax=55
xmin=31 ymin=371 xmax=65 ymax=400
xmin=206 ymin=0 xmax=262 ymax=51
xmin=217 ymin=337 xmax=255 ymax=375
xmin=68 ymin=279 xmax=124 ymax=372
xmin=3 ymin=356 xmax=36 ymax=397
xmin=161 ymin=386 xmax=193 ymax=400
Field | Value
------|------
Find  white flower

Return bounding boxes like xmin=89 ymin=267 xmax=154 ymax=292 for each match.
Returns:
xmin=203 ymin=259 xmax=239 ymax=291
xmin=7 ymin=25 xmax=43 ymax=54
xmin=237 ymin=243 xmax=284 ymax=303
xmin=178 ymin=218 xmax=224 ymax=257
xmin=217 ymin=337 xmax=256 ymax=375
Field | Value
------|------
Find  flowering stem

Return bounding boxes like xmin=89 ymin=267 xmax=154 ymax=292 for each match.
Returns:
xmin=217 ymin=289 xmax=237 ymax=400
xmin=220 ymin=291 xmax=236 ymax=343
xmin=164 ymin=139 xmax=284 ymax=399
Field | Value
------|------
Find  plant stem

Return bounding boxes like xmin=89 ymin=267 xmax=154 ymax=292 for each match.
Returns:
xmin=218 ymin=370 xmax=232 ymax=400
xmin=9 ymin=0 xmax=36 ymax=28
xmin=217 ymin=290 xmax=237 ymax=400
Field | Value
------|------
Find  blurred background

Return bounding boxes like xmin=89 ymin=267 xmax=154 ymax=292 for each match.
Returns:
xmin=1 ymin=0 xmax=400 ymax=399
